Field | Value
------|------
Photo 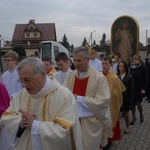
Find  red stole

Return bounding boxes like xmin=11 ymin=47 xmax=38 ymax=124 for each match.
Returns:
xmin=73 ymin=77 xmax=89 ymax=96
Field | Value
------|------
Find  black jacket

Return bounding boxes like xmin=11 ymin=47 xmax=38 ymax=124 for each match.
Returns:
xmin=130 ymin=64 xmax=148 ymax=101
xmin=118 ymin=74 xmax=134 ymax=107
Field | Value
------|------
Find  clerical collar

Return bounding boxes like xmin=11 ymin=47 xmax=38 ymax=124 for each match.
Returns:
xmin=38 ymin=76 xmax=51 ymax=93
xmin=78 ymin=66 xmax=89 ymax=78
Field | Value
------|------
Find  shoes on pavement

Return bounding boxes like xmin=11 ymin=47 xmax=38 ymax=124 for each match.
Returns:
xmin=130 ymin=118 xmax=136 ymax=125
xmin=124 ymin=128 xmax=130 ymax=134
xmin=103 ymin=142 xmax=112 ymax=150
xmin=140 ymin=114 xmax=144 ymax=123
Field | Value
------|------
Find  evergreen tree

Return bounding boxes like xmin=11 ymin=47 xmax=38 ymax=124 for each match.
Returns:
xmin=82 ymin=37 xmax=87 ymax=46
xmin=100 ymin=33 xmax=106 ymax=47
xmin=60 ymin=34 xmax=70 ymax=50
xmin=93 ymin=44 xmax=100 ymax=52
xmin=13 ymin=45 xmax=26 ymax=61
xmin=99 ymin=33 xmax=110 ymax=56
xmin=93 ymin=40 xmax=96 ymax=46
xmin=70 ymin=44 xmax=74 ymax=53
xmin=139 ymin=42 xmax=147 ymax=51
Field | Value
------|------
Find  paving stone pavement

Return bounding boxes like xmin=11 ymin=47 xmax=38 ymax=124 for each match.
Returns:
xmin=111 ymin=99 xmax=150 ymax=150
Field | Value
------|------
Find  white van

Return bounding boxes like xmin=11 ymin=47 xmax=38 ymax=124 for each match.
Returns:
xmin=40 ymin=41 xmax=73 ymax=68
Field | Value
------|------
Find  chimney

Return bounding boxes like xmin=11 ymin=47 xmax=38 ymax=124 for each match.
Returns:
xmin=29 ymin=19 xmax=35 ymax=23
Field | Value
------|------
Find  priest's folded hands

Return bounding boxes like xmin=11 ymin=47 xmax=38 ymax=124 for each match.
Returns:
xmin=19 ymin=109 xmax=36 ymax=129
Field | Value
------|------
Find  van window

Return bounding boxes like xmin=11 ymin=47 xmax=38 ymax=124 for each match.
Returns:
xmin=54 ymin=46 xmax=59 ymax=58
xmin=41 ymin=43 xmax=52 ymax=59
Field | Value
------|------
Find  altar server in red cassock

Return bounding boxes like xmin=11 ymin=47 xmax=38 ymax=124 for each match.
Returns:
xmin=102 ymin=57 xmax=126 ymax=150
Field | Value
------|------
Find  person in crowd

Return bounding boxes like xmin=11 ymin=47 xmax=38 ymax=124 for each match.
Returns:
xmin=89 ymin=49 xmax=102 ymax=72
xmin=102 ymin=57 xmax=126 ymax=150
xmin=117 ymin=61 xmax=134 ymax=134
xmin=63 ymin=46 xmax=112 ymax=150
xmin=129 ymin=54 xmax=148 ymax=125
xmin=68 ymin=58 xmax=75 ymax=70
xmin=144 ymin=53 xmax=150 ymax=103
xmin=0 ymin=82 xmax=10 ymax=150
xmin=53 ymin=52 xmax=72 ymax=84
xmin=0 ymin=82 xmax=10 ymax=117
xmin=99 ymin=53 xmax=105 ymax=61
xmin=128 ymin=54 xmax=134 ymax=68
xmin=1 ymin=57 xmax=82 ymax=150
xmin=42 ymin=57 xmax=56 ymax=76
xmin=2 ymin=51 xmax=23 ymax=97
xmin=112 ymin=52 xmax=121 ymax=74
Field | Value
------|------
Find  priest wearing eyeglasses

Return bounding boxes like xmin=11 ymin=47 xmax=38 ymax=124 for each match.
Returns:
xmin=1 ymin=57 xmax=82 ymax=150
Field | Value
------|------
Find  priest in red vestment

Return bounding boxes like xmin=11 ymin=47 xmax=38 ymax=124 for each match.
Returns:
xmin=63 ymin=46 xmax=112 ymax=150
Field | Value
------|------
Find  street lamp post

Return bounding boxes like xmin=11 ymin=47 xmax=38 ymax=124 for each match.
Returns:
xmin=145 ymin=30 xmax=148 ymax=46
xmin=0 ymin=35 xmax=5 ymax=73
xmin=89 ymin=30 xmax=96 ymax=46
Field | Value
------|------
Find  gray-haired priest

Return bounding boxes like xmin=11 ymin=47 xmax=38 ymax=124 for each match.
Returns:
xmin=63 ymin=46 xmax=112 ymax=150
xmin=1 ymin=57 xmax=82 ymax=150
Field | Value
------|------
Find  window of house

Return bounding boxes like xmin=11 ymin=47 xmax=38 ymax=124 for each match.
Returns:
xmin=34 ymin=51 xmax=39 ymax=56
xmin=30 ymin=26 xmax=33 ymax=29
xmin=26 ymin=33 xmax=30 ymax=37
xmin=34 ymin=32 xmax=37 ymax=37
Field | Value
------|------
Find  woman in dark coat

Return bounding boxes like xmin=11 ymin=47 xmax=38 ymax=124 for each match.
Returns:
xmin=144 ymin=53 xmax=150 ymax=102
xmin=117 ymin=61 xmax=134 ymax=134
xmin=129 ymin=54 xmax=148 ymax=125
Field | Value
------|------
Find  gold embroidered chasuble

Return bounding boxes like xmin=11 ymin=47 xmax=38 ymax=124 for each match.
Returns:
xmin=2 ymin=78 xmax=82 ymax=150
xmin=63 ymin=66 xmax=113 ymax=149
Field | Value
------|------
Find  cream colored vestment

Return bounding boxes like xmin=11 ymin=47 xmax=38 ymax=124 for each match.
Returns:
xmin=2 ymin=78 xmax=82 ymax=150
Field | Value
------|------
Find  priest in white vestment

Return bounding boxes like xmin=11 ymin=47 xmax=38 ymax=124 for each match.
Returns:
xmin=63 ymin=46 xmax=112 ymax=150
xmin=1 ymin=57 xmax=82 ymax=150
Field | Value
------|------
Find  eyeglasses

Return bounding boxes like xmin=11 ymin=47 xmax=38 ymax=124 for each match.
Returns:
xmin=4 ymin=59 xmax=15 ymax=62
xmin=18 ymin=73 xmax=39 ymax=84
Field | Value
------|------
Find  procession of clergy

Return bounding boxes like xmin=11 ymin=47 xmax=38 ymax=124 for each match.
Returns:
xmin=0 ymin=46 xmax=147 ymax=150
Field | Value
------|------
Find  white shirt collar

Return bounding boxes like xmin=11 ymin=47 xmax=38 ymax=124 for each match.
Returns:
xmin=78 ymin=66 xmax=89 ymax=78
xmin=39 ymin=76 xmax=51 ymax=92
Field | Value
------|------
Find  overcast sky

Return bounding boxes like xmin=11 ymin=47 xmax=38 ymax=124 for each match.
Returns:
xmin=0 ymin=0 xmax=150 ymax=47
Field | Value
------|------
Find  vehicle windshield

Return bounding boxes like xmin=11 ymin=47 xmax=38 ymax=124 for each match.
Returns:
xmin=41 ymin=43 xmax=52 ymax=59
